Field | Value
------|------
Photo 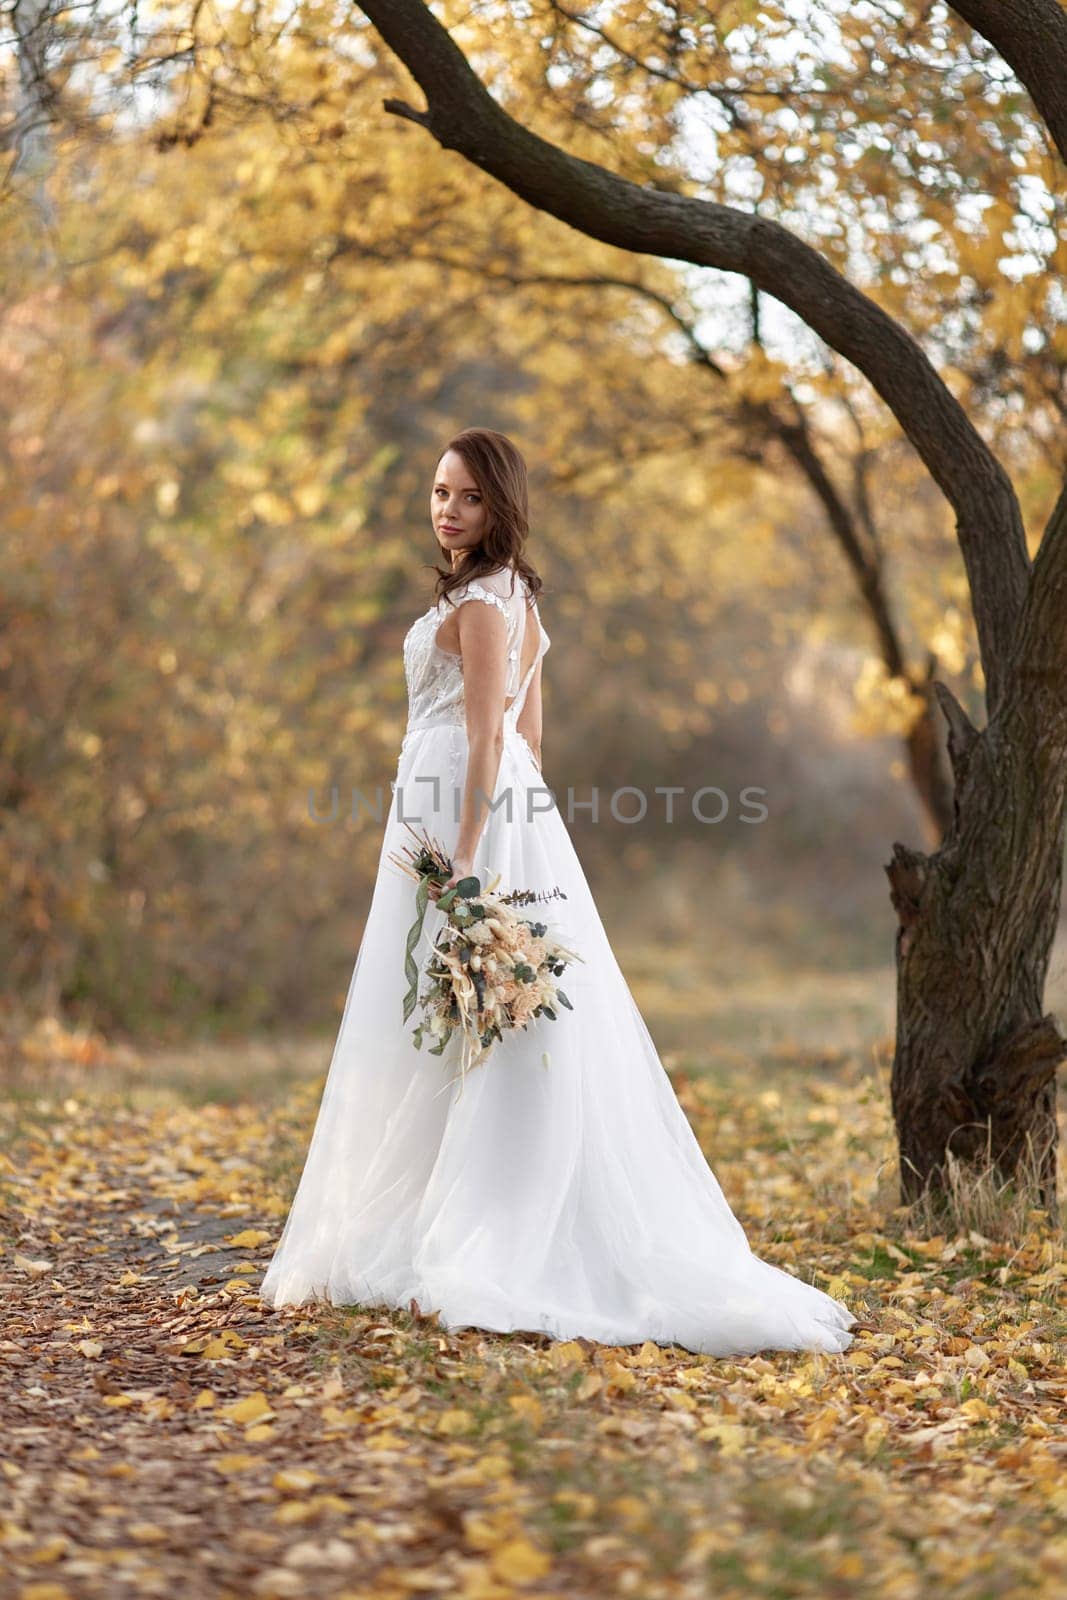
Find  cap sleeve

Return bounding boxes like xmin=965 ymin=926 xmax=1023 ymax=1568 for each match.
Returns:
xmin=450 ymin=579 xmax=511 ymax=625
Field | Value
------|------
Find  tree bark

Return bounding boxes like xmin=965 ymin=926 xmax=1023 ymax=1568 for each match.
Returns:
xmin=887 ymin=689 xmax=1067 ymax=1216
xmin=903 ymin=669 xmax=956 ymax=846
xmin=890 ymin=484 xmax=1067 ymax=1214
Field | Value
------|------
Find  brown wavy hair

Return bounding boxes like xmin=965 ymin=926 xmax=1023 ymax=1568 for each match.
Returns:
xmin=429 ymin=428 xmax=544 ymax=611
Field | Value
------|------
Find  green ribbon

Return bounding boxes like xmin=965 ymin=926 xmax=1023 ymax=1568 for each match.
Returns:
xmin=402 ymin=873 xmax=433 ymax=1023
xmin=402 ymin=869 xmax=481 ymax=1028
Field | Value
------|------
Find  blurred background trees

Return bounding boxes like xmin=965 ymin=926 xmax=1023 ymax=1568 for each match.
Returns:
xmin=2 ymin=1 xmax=1064 ymax=1046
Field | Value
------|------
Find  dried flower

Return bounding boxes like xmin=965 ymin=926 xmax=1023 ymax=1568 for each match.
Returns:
xmin=386 ymin=823 xmax=583 ymax=1095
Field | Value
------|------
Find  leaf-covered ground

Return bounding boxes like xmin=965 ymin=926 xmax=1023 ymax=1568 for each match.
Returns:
xmin=1 ymin=1042 xmax=1065 ymax=1600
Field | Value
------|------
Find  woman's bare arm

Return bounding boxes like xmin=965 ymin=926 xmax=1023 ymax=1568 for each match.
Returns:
xmin=441 ymin=598 xmax=508 ymax=885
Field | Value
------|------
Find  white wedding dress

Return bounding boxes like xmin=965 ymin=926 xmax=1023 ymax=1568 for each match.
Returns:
xmin=260 ymin=565 xmax=858 ymax=1355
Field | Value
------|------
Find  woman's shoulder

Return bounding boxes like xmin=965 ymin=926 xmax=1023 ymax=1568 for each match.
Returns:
xmin=474 ymin=564 xmax=522 ymax=595
xmin=448 ymin=565 xmax=540 ymax=613
xmin=454 ymin=565 xmax=530 ymax=605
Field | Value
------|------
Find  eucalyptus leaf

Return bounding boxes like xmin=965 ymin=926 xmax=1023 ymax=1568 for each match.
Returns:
xmin=401 ymin=874 xmax=431 ymax=1022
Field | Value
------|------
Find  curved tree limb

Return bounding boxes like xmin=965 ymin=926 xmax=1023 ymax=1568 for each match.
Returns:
xmin=357 ymin=0 xmax=1030 ymax=718
xmin=950 ymin=0 xmax=1067 ymax=166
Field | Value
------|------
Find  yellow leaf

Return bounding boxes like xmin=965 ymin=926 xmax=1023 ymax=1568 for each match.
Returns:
xmin=863 ymin=1418 xmax=888 ymax=1456
xmin=315 ymin=1495 xmax=357 ymax=1514
xmin=192 ymin=1389 xmax=217 ymax=1410
xmin=507 ymin=1394 xmax=543 ymax=1429
xmin=274 ymin=1501 xmax=319 ymax=1525
xmin=463 ymin=1509 xmax=517 ymax=1552
xmin=664 ymin=1387 xmax=698 ymax=1412
xmin=633 ymin=1341 xmax=664 ymax=1368
xmin=26 ymin=1536 xmax=68 ymax=1565
xmin=365 ymin=1429 xmax=407 ymax=1451
xmin=441 ymin=1453 xmax=511 ymax=1489
xmin=128 ymin=1523 xmax=167 ymax=1544
xmin=181 ymin=1329 xmax=246 ymax=1357
xmin=222 ymin=1229 xmax=272 ymax=1249
xmin=76 ymin=1341 xmax=103 ymax=1359
xmin=612 ymin=1495 xmax=646 ymax=1528
xmin=274 ymin=1468 xmax=321 ymax=1493
xmin=674 ymin=1365 xmax=711 ymax=1390
xmin=833 ymin=1554 xmax=867 ymax=1580
xmin=437 ymin=1409 xmax=475 ymax=1435
xmin=696 ymin=1419 xmax=745 ymax=1456
xmin=101 ymin=1395 xmax=134 ymax=1409
xmin=488 ymin=1536 xmax=552 ymax=1584
xmin=547 ymin=1340 xmax=586 ymax=1369
xmin=807 ymin=1406 xmax=840 ymax=1443
xmin=221 ymin=1392 xmax=274 ymax=1425
xmin=576 ymin=1372 xmax=603 ymax=1400
xmin=552 ymin=1490 xmax=596 ymax=1519
xmin=320 ymin=1405 xmax=362 ymax=1427
xmin=212 ymin=1453 xmax=259 ymax=1475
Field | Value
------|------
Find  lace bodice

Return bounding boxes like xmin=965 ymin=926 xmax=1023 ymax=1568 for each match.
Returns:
xmin=402 ymin=566 xmax=550 ymax=732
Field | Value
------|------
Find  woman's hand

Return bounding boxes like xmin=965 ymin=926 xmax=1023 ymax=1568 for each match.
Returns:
xmin=428 ymin=855 xmax=476 ymax=902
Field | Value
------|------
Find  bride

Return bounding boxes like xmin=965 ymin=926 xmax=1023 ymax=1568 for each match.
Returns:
xmin=260 ymin=427 xmax=859 ymax=1356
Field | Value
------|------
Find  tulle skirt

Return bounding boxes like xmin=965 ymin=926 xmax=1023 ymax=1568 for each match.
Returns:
xmin=259 ymin=722 xmax=858 ymax=1356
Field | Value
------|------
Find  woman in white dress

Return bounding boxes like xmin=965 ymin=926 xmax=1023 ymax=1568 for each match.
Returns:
xmin=260 ymin=427 xmax=859 ymax=1356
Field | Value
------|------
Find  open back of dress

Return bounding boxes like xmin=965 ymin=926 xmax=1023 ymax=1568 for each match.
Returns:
xmin=430 ymin=565 xmax=549 ymax=727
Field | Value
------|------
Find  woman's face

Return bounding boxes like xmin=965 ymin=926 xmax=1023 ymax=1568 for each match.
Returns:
xmin=431 ymin=450 xmax=488 ymax=563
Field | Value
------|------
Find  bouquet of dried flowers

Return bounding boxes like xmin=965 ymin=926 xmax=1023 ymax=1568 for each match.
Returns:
xmin=387 ymin=823 xmax=583 ymax=1092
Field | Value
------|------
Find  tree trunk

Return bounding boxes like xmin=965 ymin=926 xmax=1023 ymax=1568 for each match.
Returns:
xmin=887 ymin=685 xmax=1067 ymax=1216
xmin=904 ymin=674 xmax=956 ymax=845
